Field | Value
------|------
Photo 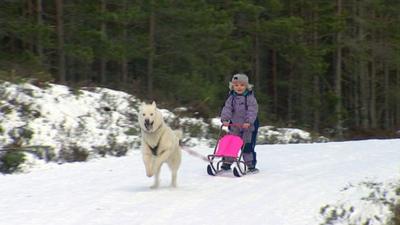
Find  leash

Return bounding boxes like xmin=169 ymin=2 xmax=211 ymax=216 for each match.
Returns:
xmin=180 ymin=145 xmax=209 ymax=162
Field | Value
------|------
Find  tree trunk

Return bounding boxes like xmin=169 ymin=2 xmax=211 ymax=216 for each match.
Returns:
xmin=287 ymin=1 xmax=294 ymax=126
xmin=26 ymin=0 xmax=34 ymax=52
xmin=26 ymin=0 xmax=33 ymax=16
xmin=287 ymin=63 xmax=294 ymax=126
xmin=358 ymin=2 xmax=369 ymax=129
xmin=359 ymin=62 xmax=369 ymax=129
xmin=370 ymin=59 xmax=377 ymax=128
xmin=36 ymin=0 xmax=44 ymax=64
xmin=396 ymin=65 xmax=400 ymax=127
xmin=335 ymin=0 xmax=343 ymax=138
xmin=271 ymin=49 xmax=278 ymax=116
xmin=351 ymin=0 xmax=360 ymax=127
xmin=354 ymin=67 xmax=360 ymax=127
xmin=121 ymin=0 xmax=128 ymax=83
xmin=313 ymin=74 xmax=320 ymax=132
xmin=122 ymin=55 xmax=128 ymax=83
xmin=384 ymin=62 xmax=390 ymax=129
xmin=254 ymin=17 xmax=261 ymax=92
xmin=55 ymin=0 xmax=66 ymax=83
xmin=312 ymin=8 xmax=320 ymax=132
xmin=100 ymin=0 xmax=107 ymax=84
xmin=147 ymin=1 xmax=155 ymax=98
xmin=370 ymin=11 xmax=377 ymax=129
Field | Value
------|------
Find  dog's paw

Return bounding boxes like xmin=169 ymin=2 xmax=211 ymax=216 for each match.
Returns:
xmin=146 ymin=171 xmax=153 ymax=177
xmin=150 ymin=184 xmax=159 ymax=189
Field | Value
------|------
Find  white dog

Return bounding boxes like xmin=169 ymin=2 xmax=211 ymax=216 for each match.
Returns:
xmin=138 ymin=101 xmax=182 ymax=188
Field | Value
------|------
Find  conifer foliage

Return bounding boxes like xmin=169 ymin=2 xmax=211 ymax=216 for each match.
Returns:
xmin=1 ymin=0 xmax=400 ymax=137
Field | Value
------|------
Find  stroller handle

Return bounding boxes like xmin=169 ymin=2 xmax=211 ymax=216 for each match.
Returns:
xmin=221 ymin=123 xmax=248 ymax=128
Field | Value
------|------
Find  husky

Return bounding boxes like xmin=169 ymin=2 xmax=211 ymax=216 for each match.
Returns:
xmin=138 ymin=101 xmax=182 ymax=188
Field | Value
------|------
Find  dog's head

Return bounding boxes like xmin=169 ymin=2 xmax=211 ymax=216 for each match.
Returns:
xmin=139 ymin=101 xmax=163 ymax=133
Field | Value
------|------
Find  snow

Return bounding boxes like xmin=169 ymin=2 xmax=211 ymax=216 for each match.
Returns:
xmin=1 ymin=139 xmax=399 ymax=225
xmin=1 ymin=81 xmax=399 ymax=225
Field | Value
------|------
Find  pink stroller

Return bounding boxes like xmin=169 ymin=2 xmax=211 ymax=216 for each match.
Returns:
xmin=207 ymin=124 xmax=248 ymax=177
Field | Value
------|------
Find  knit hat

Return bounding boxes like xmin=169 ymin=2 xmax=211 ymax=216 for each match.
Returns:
xmin=229 ymin=73 xmax=253 ymax=90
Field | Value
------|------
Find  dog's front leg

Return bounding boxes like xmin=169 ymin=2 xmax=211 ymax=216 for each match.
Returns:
xmin=150 ymin=148 xmax=173 ymax=188
xmin=142 ymin=145 xmax=154 ymax=177
xmin=150 ymin=165 xmax=161 ymax=189
xmin=170 ymin=168 xmax=178 ymax=188
xmin=152 ymin=148 xmax=172 ymax=177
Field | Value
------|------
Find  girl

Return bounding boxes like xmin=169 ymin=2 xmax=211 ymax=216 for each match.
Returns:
xmin=220 ymin=73 xmax=259 ymax=172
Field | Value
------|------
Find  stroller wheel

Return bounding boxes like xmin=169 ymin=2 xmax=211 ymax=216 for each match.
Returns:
xmin=233 ymin=161 xmax=246 ymax=177
xmin=207 ymin=164 xmax=216 ymax=176
xmin=233 ymin=167 xmax=242 ymax=177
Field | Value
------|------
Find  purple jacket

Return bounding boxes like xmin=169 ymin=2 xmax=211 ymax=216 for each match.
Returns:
xmin=220 ymin=90 xmax=258 ymax=142
xmin=221 ymin=90 xmax=258 ymax=124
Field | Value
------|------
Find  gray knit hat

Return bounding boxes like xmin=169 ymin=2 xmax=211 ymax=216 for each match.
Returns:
xmin=229 ymin=73 xmax=253 ymax=90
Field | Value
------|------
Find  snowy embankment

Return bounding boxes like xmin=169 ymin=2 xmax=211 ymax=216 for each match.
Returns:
xmin=0 ymin=82 xmax=313 ymax=172
xmin=0 ymin=139 xmax=399 ymax=225
xmin=0 ymin=82 xmax=209 ymax=171
xmin=0 ymin=82 xmax=140 ymax=163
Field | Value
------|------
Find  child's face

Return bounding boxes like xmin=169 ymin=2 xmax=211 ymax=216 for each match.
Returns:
xmin=232 ymin=82 xmax=247 ymax=94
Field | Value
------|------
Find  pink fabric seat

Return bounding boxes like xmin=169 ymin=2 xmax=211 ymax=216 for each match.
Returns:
xmin=215 ymin=134 xmax=244 ymax=158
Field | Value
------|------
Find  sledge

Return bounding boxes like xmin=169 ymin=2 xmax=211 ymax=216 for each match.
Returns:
xmin=206 ymin=124 xmax=252 ymax=177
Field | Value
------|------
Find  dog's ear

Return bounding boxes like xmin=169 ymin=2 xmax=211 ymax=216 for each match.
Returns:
xmin=151 ymin=101 xmax=157 ymax=108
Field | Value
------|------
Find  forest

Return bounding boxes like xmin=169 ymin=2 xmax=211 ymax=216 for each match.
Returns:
xmin=1 ymin=0 xmax=400 ymax=139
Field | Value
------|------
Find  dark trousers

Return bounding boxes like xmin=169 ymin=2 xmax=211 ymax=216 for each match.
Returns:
xmin=242 ymin=118 xmax=259 ymax=167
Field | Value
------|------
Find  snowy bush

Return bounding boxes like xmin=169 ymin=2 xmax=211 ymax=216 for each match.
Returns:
xmin=257 ymin=126 xmax=313 ymax=144
xmin=92 ymin=134 xmax=129 ymax=157
xmin=0 ymin=150 xmax=25 ymax=173
xmin=386 ymin=186 xmax=400 ymax=225
xmin=391 ymin=197 xmax=400 ymax=225
xmin=319 ymin=180 xmax=400 ymax=225
xmin=59 ymin=143 xmax=89 ymax=163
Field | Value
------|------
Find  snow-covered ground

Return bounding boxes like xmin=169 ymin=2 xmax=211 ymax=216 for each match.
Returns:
xmin=1 ymin=139 xmax=399 ymax=225
xmin=0 ymin=81 xmax=399 ymax=225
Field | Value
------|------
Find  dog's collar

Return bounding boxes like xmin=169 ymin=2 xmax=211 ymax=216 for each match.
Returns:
xmin=144 ymin=126 xmax=166 ymax=156
xmin=149 ymin=144 xmax=159 ymax=156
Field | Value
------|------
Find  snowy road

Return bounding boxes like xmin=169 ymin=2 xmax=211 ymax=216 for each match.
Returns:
xmin=1 ymin=139 xmax=400 ymax=225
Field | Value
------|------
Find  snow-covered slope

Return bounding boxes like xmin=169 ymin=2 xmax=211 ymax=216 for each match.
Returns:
xmin=0 ymin=82 xmax=316 ymax=172
xmin=0 ymin=82 xmax=209 ymax=170
xmin=0 ymin=82 xmax=140 ymax=161
xmin=1 ymin=139 xmax=399 ymax=225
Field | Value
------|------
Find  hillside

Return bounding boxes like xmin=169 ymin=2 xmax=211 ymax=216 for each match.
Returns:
xmin=0 ymin=82 xmax=312 ymax=172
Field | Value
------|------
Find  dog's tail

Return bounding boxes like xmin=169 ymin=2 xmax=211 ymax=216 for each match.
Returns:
xmin=174 ymin=129 xmax=183 ymax=140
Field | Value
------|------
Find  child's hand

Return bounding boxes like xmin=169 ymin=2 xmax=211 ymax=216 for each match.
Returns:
xmin=242 ymin=123 xmax=251 ymax=129
xmin=222 ymin=122 xmax=230 ymax=127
